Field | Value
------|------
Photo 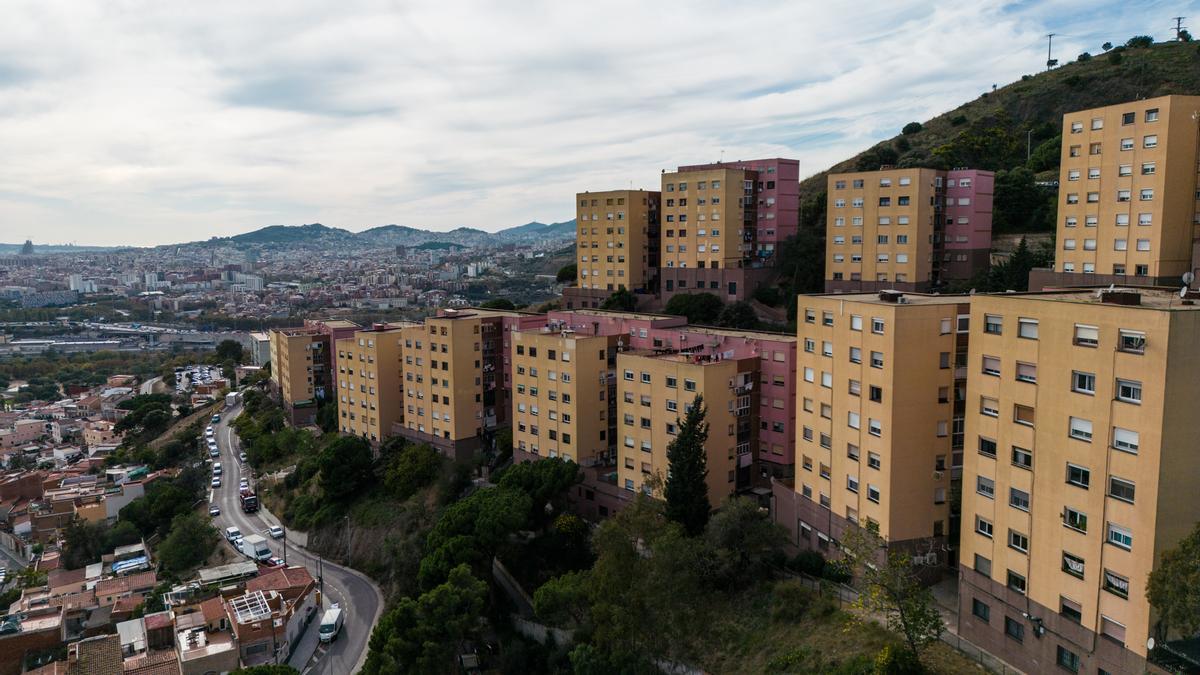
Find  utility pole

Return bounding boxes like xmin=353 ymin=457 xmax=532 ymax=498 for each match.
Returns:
xmin=1172 ymin=16 xmax=1186 ymax=40
xmin=1046 ymin=33 xmax=1058 ymax=70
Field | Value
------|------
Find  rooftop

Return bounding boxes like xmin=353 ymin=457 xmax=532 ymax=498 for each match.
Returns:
xmin=987 ymin=287 xmax=1200 ymax=311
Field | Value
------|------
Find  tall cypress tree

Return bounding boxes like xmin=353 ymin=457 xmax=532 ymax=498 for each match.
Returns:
xmin=664 ymin=395 xmax=711 ymax=536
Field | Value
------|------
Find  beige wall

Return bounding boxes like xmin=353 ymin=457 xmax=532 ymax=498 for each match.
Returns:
xmin=269 ymin=331 xmax=319 ymax=407
xmin=660 ymin=168 xmax=749 ymax=271
xmin=795 ymin=294 xmax=960 ymax=542
xmin=826 ymin=168 xmax=938 ymax=286
xmin=336 ymin=326 xmax=408 ymax=443
xmin=959 ymin=291 xmax=1200 ymax=657
xmin=510 ymin=330 xmax=618 ymax=463
xmin=614 ymin=352 xmax=754 ymax=506
xmin=576 ymin=190 xmax=659 ymax=292
xmin=398 ymin=316 xmax=486 ymax=443
xmin=1056 ymin=95 xmax=1200 ymax=278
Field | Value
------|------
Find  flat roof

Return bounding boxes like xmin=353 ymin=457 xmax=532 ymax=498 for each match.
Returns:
xmin=979 ymin=287 xmax=1200 ymax=311
xmin=806 ymin=292 xmax=969 ymax=307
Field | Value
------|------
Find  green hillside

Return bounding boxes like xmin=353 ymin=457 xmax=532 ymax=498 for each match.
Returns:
xmin=797 ymin=38 xmax=1200 ymax=235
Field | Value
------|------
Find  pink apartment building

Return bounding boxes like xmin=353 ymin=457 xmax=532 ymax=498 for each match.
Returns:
xmin=942 ymin=169 xmax=995 ymax=281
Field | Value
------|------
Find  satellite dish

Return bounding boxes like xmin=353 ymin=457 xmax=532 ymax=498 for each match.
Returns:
xmin=1181 ymin=286 xmax=1189 ymax=299
xmin=1183 ymin=272 xmax=1195 ymax=286
xmin=1147 ymin=637 xmax=1156 ymax=651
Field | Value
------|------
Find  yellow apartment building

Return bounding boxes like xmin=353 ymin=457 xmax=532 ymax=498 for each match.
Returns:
xmin=825 ymin=168 xmax=941 ymax=292
xmin=393 ymin=309 xmax=524 ymax=460
xmin=957 ymin=288 xmax=1200 ymax=674
xmin=659 ymin=167 xmax=758 ymax=301
xmin=575 ymin=190 xmax=660 ymax=294
xmin=788 ymin=292 xmax=964 ymax=560
xmin=1044 ymin=95 xmax=1200 ymax=287
xmin=509 ymin=326 xmax=621 ymax=465
xmin=268 ymin=320 xmax=358 ymax=425
xmin=614 ymin=350 xmax=758 ymax=506
xmin=335 ymin=323 xmax=412 ymax=443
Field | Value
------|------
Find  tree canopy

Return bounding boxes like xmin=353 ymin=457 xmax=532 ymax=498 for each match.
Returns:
xmin=556 ymin=263 xmax=577 ymax=284
xmin=215 ymin=339 xmax=245 ymax=364
xmin=600 ymin=289 xmax=637 ymax=311
xmin=479 ymin=298 xmax=516 ymax=310
xmin=318 ymin=435 xmax=375 ymax=503
xmin=663 ymin=293 xmax=723 ymax=325
xmin=1147 ymin=521 xmax=1200 ymax=639
xmin=716 ymin=301 xmax=758 ymax=329
xmin=664 ymin=395 xmax=710 ymax=536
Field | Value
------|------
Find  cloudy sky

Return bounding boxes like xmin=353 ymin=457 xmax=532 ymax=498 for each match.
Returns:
xmin=1 ymin=0 xmax=1194 ymax=246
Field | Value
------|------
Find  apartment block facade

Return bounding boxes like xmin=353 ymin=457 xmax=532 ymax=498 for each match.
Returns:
xmin=956 ymin=289 xmax=1200 ymax=674
xmin=1033 ymin=95 xmax=1200 ymax=290
xmin=334 ymin=323 xmax=411 ymax=443
xmin=825 ymin=168 xmax=994 ymax=293
xmin=773 ymin=292 xmax=964 ymax=564
xmin=568 ymin=189 xmax=660 ymax=309
xmin=677 ymin=158 xmax=801 ymax=262
xmin=268 ymin=319 xmax=359 ymax=426
xmin=615 ymin=350 xmax=758 ymax=506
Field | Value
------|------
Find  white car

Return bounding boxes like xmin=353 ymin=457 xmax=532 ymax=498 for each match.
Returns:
xmin=209 ymin=504 xmax=220 ymax=516
xmin=239 ymin=479 xmax=249 ymax=489
xmin=268 ymin=526 xmax=284 ymax=539
xmin=211 ymin=477 xmax=221 ymax=488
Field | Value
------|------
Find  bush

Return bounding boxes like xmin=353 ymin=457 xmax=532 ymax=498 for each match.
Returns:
xmin=1125 ymin=35 xmax=1153 ymax=48
xmin=949 ymin=114 xmax=967 ymax=126
xmin=790 ymin=549 xmax=828 ymax=577
xmin=663 ymin=292 xmax=723 ymax=324
xmin=752 ymin=285 xmax=782 ymax=307
xmin=1077 ymin=51 xmax=1092 ymax=62
xmin=873 ymin=645 xmax=924 ymax=674
xmin=901 ymin=122 xmax=922 ymax=135
xmin=1107 ymin=51 xmax=1123 ymax=65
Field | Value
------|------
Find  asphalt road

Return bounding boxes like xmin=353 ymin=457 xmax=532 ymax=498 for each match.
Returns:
xmin=208 ymin=403 xmax=384 ymax=674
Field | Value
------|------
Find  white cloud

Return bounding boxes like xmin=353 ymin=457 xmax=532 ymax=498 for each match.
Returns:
xmin=0 ymin=0 xmax=1187 ymax=245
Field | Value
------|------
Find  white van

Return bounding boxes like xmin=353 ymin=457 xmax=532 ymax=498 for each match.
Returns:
xmin=224 ymin=526 xmax=242 ymax=542
xmin=318 ymin=604 xmax=344 ymax=643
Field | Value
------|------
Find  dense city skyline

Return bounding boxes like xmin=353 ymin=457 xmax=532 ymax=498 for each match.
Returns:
xmin=2 ymin=0 xmax=1187 ymax=246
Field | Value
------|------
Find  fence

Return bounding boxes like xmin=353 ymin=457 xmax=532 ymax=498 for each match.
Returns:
xmin=780 ymin=569 xmax=1024 ymax=675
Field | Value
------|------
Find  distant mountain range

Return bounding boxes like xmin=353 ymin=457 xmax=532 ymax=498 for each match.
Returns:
xmin=1 ymin=219 xmax=577 ymax=254
xmin=220 ymin=220 xmax=577 ymax=249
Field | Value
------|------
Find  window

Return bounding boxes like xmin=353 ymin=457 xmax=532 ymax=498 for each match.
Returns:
xmin=974 ymin=553 xmax=992 ymax=576
xmin=1066 ymin=463 xmax=1091 ymax=488
xmin=1101 ymin=617 xmax=1126 ymax=646
xmin=1063 ymin=553 xmax=1085 ymax=580
xmin=1069 ymin=417 xmax=1093 ymax=442
xmin=867 ymin=452 xmax=881 ymax=469
xmin=980 ymin=397 xmax=999 ymax=417
xmin=1010 ymin=488 xmax=1030 ymax=512
xmin=1064 ymin=507 xmax=1088 ymax=533
xmin=1107 ymin=523 xmax=1133 ymax=550
xmin=984 ymin=315 xmax=1002 ymax=334
xmin=1005 ymin=616 xmax=1025 ymax=642
xmin=1006 ymin=570 xmax=1026 ymax=594
xmin=1008 ymin=529 xmax=1029 ymax=553
xmin=1074 ymin=324 xmax=1099 ymax=347
xmin=1016 ymin=362 xmax=1037 ymax=383
xmin=1072 ymin=371 xmax=1095 ymax=394
xmin=1139 ymin=189 xmax=1154 ymax=202
xmin=847 ymin=411 xmax=860 ymax=429
xmin=870 ymin=351 xmax=884 ymax=368
xmin=1109 ymin=476 xmax=1135 ymax=503
xmin=1116 ymin=379 xmax=1141 ymax=403
xmin=1118 ymin=330 xmax=1145 ymax=354
xmin=977 ymin=476 xmax=995 ymax=498
xmin=868 ymin=419 xmax=882 ymax=436
xmin=867 ymin=485 xmax=880 ymax=503
xmin=1144 ymin=134 xmax=1158 ymax=148
xmin=982 ymin=356 xmax=1000 ymax=376
xmin=849 ymin=346 xmax=861 ymax=364
xmin=1103 ymin=569 xmax=1129 ymax=598
xmin=1113 ymin=427 xmax=1139 ymax=453
xmin=1120 ymin=137 xmax=1134 ymax=150
xmin=850 ymin=315 xmax=863 ymax=331
xmin=1012 ymin=446 xmax=1032 ymax=469
xmin=1056 ymin=646 xmax=1080 ymax=673
xmin=979 ymin=437 xmax=998 ymax=457
xmin=1017 ymin=319 xmax=1038 ymax=339
xmin=1014 ymin=404 xmax=1035 ymax=426
xmin=972 ymin=599 xmax=990 ymax=622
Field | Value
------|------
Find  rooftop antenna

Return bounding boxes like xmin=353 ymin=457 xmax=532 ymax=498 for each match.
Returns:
xmin=1046 ymin=33 xmax=1058 ymax=70
xmin=1172 ymin=16 xmax=1187 ymax=40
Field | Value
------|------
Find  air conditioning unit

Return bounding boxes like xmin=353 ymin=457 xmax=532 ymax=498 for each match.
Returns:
xmin=933 ymin=470 xmax=944 ymax=480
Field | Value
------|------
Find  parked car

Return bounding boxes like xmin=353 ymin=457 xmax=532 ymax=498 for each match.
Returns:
xmin=211 ymin=477 xmax=221 ymax=488
xmin=211 ymin=414 xmax=221 ymax=424
xmin=239 ymin=452 xmax=247 ymax=462
xmin=319 ymin=605 xmax=344 ymax=643
xmin=268 ymin=525 xmax=284 ymax=539
xmin=209 ymin=504 xmax=220 ymax=516
xmin=225 ymin=526 xmax=241 ymax=542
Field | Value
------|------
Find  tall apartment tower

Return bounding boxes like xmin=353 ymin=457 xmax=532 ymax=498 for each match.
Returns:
xmin=615 ymin=350 xmax=759 ymax=505
xmin=825 ymin=168 xmax=994 ymax=293
xmin=565 ymin=189 xmax=660 ymax=310
xmin=956 ymin=288 xmax=1200 ymax=674
xmin=772 ymin=292 xmax=965 ymax=563
xmin=509 ymin=325 xmax=622 ymax=466
xmin=268 ymin=319 xmax=359 ymax=426
xmin=676 ymin=158 xmax=801 ymax=263
xmin=335 ymin=323 xmax=412 ymax=443
xmin=1031 ymin=95 xmax=1200 ymax=289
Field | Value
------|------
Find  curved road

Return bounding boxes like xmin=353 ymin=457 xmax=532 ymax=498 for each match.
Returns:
xmin=209 ymin=403 xmax=384 ymax=674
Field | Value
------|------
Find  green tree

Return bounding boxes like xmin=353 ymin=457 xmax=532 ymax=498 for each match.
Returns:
xmin=1026 ymin=134 xmax=1061 ymax=172
xmin=385 ymin=443 xmax=444 ymax=500
xmin=62 ymin=519 xmax=108 ymax=570
xmin=534 ymin=570 xmax=591 ymax=625
xmin=600 ymin=289 xmax=637 ymax=311
xmin=1147 ymin=521 xmax=1200 ymax=639
xmin=419 ymin=487 xmax=530 ymax=588
xmin=663 ymin=292 xmax=723 ymax=325
xmin=556 ymin=263 xmax=577 ymax=283
xmin=497 ymin=457 xmax=580 ymax=525
xmin=479 ymin=298 xmax=516 ymax=310
xmin=716 ymin=301 xmax=758 ymax=329
xmin=215 ymin=339 xmax=245 ymax=364
xmin=704 ymin=497 xmax=788 ymax=588
xmin=319 ymin=435 xmax=375 ymax=503
xmin=664 ymin=395 xmax=710 ymax=537
xmin=901 ymin=122 xmax=923 ymax=135
xmin=363 ymin=564 xmax=487 ymax=674
xmin=844 ymin=527 xmax=944 ymax=664
xmin=1125 ymin=35 xmax=1153 ymax=48
xmin=158 ymin=513 xmax=220 ymax=575
xmin=992 ymin=167 xmax=1054 ymax=234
